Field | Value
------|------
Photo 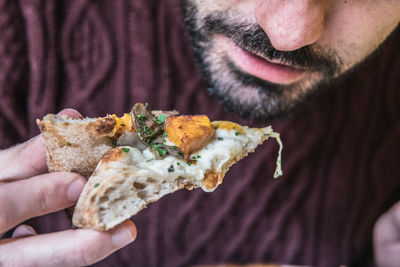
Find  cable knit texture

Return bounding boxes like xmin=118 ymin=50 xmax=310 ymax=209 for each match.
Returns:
xmin=0 ymin=1 xmax=399 ymax=266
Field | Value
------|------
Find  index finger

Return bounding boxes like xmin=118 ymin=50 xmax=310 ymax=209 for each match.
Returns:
xmin=0 ymin=135 xmax=47 ymax=182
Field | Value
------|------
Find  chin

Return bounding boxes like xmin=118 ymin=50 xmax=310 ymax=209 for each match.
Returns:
xmin=199 ymin=45 xmax=331 ymax=121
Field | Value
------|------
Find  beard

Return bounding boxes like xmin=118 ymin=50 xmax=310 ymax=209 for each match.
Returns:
xmin=180 ymin=1 xmax=343 ymax=122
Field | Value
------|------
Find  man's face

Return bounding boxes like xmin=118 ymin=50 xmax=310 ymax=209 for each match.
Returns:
xmin=181 ymin=0 xmax=400 ymax=121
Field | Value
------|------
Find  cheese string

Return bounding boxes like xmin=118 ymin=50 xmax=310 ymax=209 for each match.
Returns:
xmin=264 ymin=127 xmax=283 ymax=178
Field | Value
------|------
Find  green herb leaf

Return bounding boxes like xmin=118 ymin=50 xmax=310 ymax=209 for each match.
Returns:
xmin=191 ymin=155 xmax=200 ymax=161
xmin=156 ymin=114 xmax=167 ymax=124
xmin=235 ymin=132 xmax=240 ymax=136
xmin=146 ymin=159 xmax=154 ymax=162
xmin=94 ymin=183 xmax=100 ymax=188
xmin=176 ymin=162 xmax=180 ymax=166
xmin=156 ymin=147 xmax=167 ymax=157
xmin=186 ymin=161 xmax=192 ymax=166
xmin=122 ymin=148 xmax=130 ymax=152
xmin=152 ymin=144 xmax=164 ymax=148
xmin=218 ymin=137 xmax=224 ymax=141
xmin=112 ymin=140 xmax=117 ymax=147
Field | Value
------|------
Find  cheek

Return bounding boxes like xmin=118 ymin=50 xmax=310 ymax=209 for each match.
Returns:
xmin=190 ymin=0 xmax=256 ymax=17
xmin=320 ymin=1 xmax=400 ymax=72
xmin=191 ymin=0 xmax=233 ymax=13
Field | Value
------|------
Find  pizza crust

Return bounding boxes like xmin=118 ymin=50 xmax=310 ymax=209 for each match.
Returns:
xmin=37 ymin=115 xmax=115 ymax=177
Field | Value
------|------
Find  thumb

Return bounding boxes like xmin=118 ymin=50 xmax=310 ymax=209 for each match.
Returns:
xmin=374 ymin=201 xmax=400 ymax=267
xmin=0 ymin=108 xmax=83 ymax=182
xmin=374 ymin=201 xmax=400 ymax=245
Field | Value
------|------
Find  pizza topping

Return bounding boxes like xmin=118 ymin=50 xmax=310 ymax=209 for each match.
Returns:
xmin=165 ymin=115 xmax=215 ymax=160
xmin=127 ymin=103 xmax=185 ymax=159
xmin=151 ymin=109 xmax=179 ymax=118
xmin=92 ymin=117 xmax=117 ymax=135
xmin=103 ymin=104 xmax=282 ymax=176
xmin=117 ymin=131 xmax=147 ymax=150
xmin=156 ymin=114 xmax=167 ymax=124
xmin=112 ymin=113 xmax=135 ymax=135
xmin=131 ymin=103 xmax=163 ymax=143
xmin=167 ymin=165 xmax=174 ymax=172
xmin=147 ymin=134 xmax=182 ymax=159
xmin=152 ymin=143 xmax=168 ymax=157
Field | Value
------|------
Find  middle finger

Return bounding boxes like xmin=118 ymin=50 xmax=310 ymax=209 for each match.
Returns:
xmin=0 ymin=172 xmax=85 ymax=234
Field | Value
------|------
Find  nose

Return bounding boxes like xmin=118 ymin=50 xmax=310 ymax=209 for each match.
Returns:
xmin=255 ymin=0 xmax=327 ymax=51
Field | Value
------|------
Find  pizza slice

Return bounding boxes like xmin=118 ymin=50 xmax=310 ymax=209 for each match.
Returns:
xmin=37 ymin=103 xmax=282 ymax=230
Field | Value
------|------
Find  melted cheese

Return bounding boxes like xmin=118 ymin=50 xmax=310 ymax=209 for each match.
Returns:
xmin=129 ymin=125 xmax=281 ymax=192
xmin=212 ymin=121 xmax=244 ymax=134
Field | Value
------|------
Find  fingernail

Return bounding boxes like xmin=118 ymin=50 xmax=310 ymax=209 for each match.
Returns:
xmin=12 ymin=224 xmax=37 ymax=238
xmin=67 ymin=179 xmax=85 ymax=202
xmin=57 ymin=108 xmax=83 ymax=119
xmin=111 ymin=222 xmax=136 ymax=248
xmin=22 ymin=225 xmax=36 ymax=234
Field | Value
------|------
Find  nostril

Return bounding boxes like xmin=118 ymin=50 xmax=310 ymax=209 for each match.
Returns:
xmin=255 ymin=0 xmax=326 ymax=51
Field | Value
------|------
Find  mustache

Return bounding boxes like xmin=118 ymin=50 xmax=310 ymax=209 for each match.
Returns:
xmin=201 ymin=15 xmax=340 ymax=75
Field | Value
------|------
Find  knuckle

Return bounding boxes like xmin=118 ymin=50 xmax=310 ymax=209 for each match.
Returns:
xmin=35 ymin=183 xmax=57 ymax=212
xmin=0 ymin=209 xmax=8 ymax=232
xmin=0 ymin=194 xmax=11 ymax=231
xmin=75 ymin=246 xmax=92 ymax=266
xmin=74 ymin=240 xmax=100 ymax=266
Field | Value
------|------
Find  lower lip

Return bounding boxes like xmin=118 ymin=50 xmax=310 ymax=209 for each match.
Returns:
xmin=229 ymin=42 xmax=305 ymax=84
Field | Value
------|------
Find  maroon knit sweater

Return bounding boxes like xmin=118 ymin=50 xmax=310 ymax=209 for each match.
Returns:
xmin=1 ymin=1 xmax=399 ymax=266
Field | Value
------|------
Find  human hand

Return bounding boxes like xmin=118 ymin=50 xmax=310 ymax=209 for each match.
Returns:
xmin=374 ymin=201 xmax=400 ymax=267
xmin=0 ymin=109 xmax=137 ymax=267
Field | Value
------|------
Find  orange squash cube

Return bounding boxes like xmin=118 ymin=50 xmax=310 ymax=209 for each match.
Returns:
xmin=165 ymin=115 xmax=215 ymax=159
